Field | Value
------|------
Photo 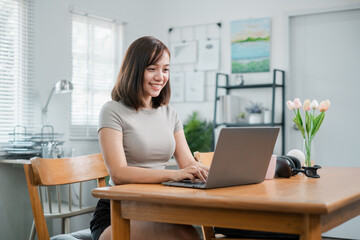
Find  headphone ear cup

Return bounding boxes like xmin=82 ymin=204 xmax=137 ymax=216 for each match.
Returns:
xmin=275 ymin=156 xmax=292 ymax=178
xmin=286 ymin=155 xmax=301 ymax=169
xmin=282 ymin=156 xmax=299 ymax=176
xmin=284 ymin=156 xmax=295 ymax=169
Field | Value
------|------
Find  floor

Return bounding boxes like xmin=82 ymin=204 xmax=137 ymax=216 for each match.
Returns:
xmin=195 ymin=229 xmax=356 ymax=240
xmin=194 ymin=225 xmax=357 ymax=240
xmin=210 ymin=236 xmax=353 ymax=240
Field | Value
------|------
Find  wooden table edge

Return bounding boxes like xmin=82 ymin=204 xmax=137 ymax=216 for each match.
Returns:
xmin=92 ymin=187 xmax=331 ymax=214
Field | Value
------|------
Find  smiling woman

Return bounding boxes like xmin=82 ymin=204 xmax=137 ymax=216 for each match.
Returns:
xmin=91 ymin=36 xmax=208 ymax=240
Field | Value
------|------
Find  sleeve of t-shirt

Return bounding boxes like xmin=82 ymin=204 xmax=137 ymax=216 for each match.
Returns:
xmin=98 ymin=101 xmax=124 ymax=133
xmin=172 ymin=108 xmax=183 ymax=133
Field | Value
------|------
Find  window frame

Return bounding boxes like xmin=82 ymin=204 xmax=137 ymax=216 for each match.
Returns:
xmin=69 ymin=8 xmax=124 ymax=140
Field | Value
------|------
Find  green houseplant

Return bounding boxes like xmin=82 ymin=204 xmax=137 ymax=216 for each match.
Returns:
xmin=183 ymin=112 xmax=213 ymax=154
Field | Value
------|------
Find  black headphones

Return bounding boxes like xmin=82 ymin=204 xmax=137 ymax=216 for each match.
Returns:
xmin=275 ymin=155 xmax=302 ymax=178
xmin=275 ymin=155 xmax=321 ymax=178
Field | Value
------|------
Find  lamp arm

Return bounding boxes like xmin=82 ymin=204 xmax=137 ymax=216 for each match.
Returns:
xmin=42 ymin=87 xmax=55 ymax=113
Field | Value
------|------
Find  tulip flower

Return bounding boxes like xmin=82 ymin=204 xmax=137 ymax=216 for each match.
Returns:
xmin=326 ymin=100 xmax=331 ymax=109
xmin=287 ymin=97 xmax=330 ymax=167
xmin=294 ymin=98 xmax=302 ymax=109
xmin=303 ymin=99 xmax=311 ymax=111
xmin=319 ymin=100 xmax=331 ymax=112
xmin=310 ymin=100 xmax=318 ymax=110
xmin=286 ymin=100 xmax=295 ymax=110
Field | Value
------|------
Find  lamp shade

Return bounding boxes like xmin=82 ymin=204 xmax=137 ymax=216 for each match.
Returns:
xmin=42 ymin=79 xmax=74 ymax=124
xmin=55 ymin=79 xmax=74 ymax=93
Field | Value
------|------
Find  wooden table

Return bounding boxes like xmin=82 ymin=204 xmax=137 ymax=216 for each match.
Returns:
xmin=92 ymin=167 xmax=360 ymax=240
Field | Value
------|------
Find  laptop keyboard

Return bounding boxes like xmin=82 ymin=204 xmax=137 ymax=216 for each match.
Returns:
xmin=178 ymin=179 xmax=206 ymax=188
xmin=162 ymin=179 xmax=206 ymax=188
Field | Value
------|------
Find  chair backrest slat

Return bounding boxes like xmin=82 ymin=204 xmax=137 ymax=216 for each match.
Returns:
xmin=79 ymin=182 xmax=83 ymax=209
xmin=46 ymin=187 xmax=52 ymax=213
xmin=56 ymin=186 xmax=61 ymax=213
xmin=98 ymin=178 xmax=106 ymax=188
xmin=30 ymin=153 xmax=108 ymax=185
xmin=68 ymin=184 xmax=72 ymax=211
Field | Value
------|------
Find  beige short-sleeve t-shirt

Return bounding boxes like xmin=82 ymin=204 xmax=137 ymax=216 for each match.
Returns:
xmin=98 ymin=100 xmax=183 ymax=185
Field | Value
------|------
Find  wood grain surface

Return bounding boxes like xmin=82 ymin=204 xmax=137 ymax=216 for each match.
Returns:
xmin=31 ymin=153 xmax=108 ymax=185
xmin=92 ymin=167 xmax=360 ymax=214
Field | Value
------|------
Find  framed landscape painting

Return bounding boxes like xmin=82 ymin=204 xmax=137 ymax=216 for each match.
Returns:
xmin=231 ymin=17 xmax=271 ymax=73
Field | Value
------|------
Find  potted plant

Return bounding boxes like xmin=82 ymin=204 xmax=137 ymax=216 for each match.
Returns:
xmin=245 ymin=102 xmax=263 ymax=124
xmin=237 ymin=111 xmax=246 ymax=124
xmin=183 ymin=112 xmax=213 ymax=154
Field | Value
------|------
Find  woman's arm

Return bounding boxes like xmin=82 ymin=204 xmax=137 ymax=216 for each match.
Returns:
xmin=98 ymin=127 xmax=207 ymax=185
xmin=173 ymin=130 xmax=209 ymax=180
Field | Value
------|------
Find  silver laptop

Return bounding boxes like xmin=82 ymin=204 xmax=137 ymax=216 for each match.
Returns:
xmin=162 ymin=127 xmax=279 ymax=189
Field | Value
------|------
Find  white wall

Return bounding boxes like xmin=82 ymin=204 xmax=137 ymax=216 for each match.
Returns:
xmin=2 ymin=0 xmax=358 ymax=239
xmin=2 ymin=1 xmax=163 ymax=239
xmin=33 ymin=0 xmax=158 ymax=157
xmin=0 ymin=164 xmax=33 ymax=240
xmin=34 ymin=0 xmax=360 ymax=156
xmin=147 ymin=0 xmax=360 ymax=121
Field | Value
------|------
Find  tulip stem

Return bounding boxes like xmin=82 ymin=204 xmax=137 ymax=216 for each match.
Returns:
xmin=304 ymin=137 xmax=312 ymax=167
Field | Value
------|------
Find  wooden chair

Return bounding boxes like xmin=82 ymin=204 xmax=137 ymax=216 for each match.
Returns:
xmin=24 ymin=153 xmax=108 ymax=240
xmin=194 ymin=152 xmax=299 ymax=240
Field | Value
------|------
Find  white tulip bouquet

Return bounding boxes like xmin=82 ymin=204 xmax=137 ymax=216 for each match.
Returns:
xmin=287 ymin=98 xmax=330 ymax=167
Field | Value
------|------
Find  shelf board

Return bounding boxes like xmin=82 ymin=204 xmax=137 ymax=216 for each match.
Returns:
xmin=214 ymin=122 xmax=283 ymax=128
xmin=217 ymin=83 xmax=283 ymax=90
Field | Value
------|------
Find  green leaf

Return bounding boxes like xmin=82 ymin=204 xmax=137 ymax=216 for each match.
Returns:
xmin=311 ymin=112 xmax=324 ymax=133
xmin=293 ymin=109 xmax=305 ymax=138
xmin=297 ymin=109 xmax=303 ymax=126
xmin=311 ymin=112 xmax=325 ymax=137
xmin=293 ymin=118 xmax=305 ymax=138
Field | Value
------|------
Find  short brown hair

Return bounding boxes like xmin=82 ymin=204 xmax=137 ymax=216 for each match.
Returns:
xmin=111 ymin=36 xmax=171 ymax=110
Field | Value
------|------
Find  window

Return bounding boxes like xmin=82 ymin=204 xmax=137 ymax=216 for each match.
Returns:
xmin=0 ymin=0 xmax=34 ymax=143
xmin=70 ymin=10 xmax=123 ymax=140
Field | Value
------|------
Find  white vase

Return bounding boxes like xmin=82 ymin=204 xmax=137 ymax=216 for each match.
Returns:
xmin=248 ymin=113 xmax=262 ymax=124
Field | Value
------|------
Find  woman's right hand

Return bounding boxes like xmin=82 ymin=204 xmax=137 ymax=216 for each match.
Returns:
xmin=171 ymin=165 xmax=208 ymax=183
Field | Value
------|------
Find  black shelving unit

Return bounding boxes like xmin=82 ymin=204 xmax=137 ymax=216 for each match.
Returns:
xmin=212 ymin=69 xmax=285 ymax=154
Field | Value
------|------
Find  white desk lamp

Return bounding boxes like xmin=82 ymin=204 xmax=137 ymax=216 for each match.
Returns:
xmin=42 ymin=79 xmax=74 ymax=124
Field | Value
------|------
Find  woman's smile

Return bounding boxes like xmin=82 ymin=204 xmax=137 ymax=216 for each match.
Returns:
xmin=149 ymin=82 xmax=163 ymax=90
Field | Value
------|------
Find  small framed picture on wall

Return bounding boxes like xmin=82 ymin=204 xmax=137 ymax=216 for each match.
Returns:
xmin=231 ymin=17 xmax=271 ymax=73
xmin=185 ymin=71 xmax=205 ymax=102
xmin=170 ymin=41 xmax=197 ymax=64
xmin=170 ymin=72 xmax=185 ymax=102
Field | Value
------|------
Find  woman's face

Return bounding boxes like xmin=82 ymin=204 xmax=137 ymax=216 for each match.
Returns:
xmin=143 ymin=52 xmax=170 ymax=102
